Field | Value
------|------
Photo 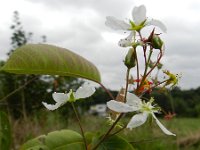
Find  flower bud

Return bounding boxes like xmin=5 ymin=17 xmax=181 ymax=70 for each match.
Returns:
xmin=124 ymin=48 xmax=136 ymax=69
xmin=152 ymin=34 xmax=163 ymax=49
xmin=148 ymin=60 xmax=155 ymax=68
xmin=157 ymin=62 xmax=163 ymax=70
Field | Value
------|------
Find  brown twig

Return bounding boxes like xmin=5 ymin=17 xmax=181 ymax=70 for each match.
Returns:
xmin=97 ymin=82 xmax=115 ymax=100
xmin=0 ymin=76 xmax=37 ymax=101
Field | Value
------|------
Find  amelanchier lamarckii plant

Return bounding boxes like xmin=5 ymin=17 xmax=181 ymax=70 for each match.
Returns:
xmin=104 ymin=5 xmax=179 ymax=138
xmin=2 ymin=4 xmax=180 ymax=150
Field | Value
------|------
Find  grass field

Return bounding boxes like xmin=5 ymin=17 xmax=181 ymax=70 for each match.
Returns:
xmin=12 ymin=112 xmax=200 ymax=150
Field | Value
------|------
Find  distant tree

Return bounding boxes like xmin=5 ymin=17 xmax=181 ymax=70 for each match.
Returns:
xmin=0 ymin=11 xmax=80 ymax=119
xmin=8 ymin=11 xmax=30 ymax=55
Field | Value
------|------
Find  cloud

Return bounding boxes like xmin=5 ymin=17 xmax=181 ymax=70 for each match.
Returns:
xmin=0 ymin=28 xmax=12 ymax=60
xmin=27 ymin=0 xmax=133 ymax=17
xmin=0 ymin=0 xmax=200 ymax=90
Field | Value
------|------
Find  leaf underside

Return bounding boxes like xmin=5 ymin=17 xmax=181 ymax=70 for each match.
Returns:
xmin=1 ymin=44 xmax=101 ymax=82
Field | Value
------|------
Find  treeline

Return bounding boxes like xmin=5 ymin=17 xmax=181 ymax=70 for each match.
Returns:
xmin=150 ymin=87 xmax=200 ymax=117
xmin=84 ymin=87 xmax=200 ymax=118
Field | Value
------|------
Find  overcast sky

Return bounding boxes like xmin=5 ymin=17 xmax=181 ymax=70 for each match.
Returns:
xmin=0 ymin=0 xmax=200 ymax=90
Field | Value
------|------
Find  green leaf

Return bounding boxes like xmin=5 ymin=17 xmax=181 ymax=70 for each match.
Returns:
xmin=85 ymin=132 xmax=95 ymax=144
xmin=0 ymin=111 xmax=11 ymax=150
xmin=45 ymin=130 xmax=83 ymax=149
xmin=92 ymin=134 xmax=135 ymax=150
xmin=1 ymin=44 xmax=101 ymax=82
xmin=20 ymin=135 xmax=49 ymax=150
xmin=54 ymin=142 xmax=85 ymax=150
xmin=20 ymin=130 xmax=85 ymax=150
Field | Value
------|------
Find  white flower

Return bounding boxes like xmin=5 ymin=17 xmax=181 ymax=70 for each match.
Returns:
xmin=107 ymin=93 xmax=176 ymax=136
xmin=42 ymin=83 xmax=95 ymax=110
xmin=105 ymin=5 xmax=167 ymax=47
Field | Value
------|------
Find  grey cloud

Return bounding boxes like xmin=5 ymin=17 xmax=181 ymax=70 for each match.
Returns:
xmin=0 ymin=29 xmax=12 ymax=60
xmin=1 ymin=0 xmax=200 ymax=90
xmin=27 ymin=0 xmax=133 ymax=17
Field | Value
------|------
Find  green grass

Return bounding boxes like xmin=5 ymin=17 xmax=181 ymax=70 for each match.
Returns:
xmin=12 ymin=113 xmax=200 ymax=150
xmin=69 ymin=116 xmax=200 ymax=150
xmin=60 ymin=115 xmax=200 ymax=150
xmin=169 ymin=118 xmax=200 ymax=136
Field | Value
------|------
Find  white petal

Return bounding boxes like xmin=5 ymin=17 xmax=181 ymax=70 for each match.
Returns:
xmin=75 ymin=83 xmax=95 ymax=99
xmin=152 ymin=113 xmax=176 ymax=136
xmin=132 ymin=5 xmax=146 ymax=25
xmin=127 ymin=112 xmax=148 ymax=129
xmin=118 ymin=32 xmax=134 ymax=47
xmin=126 ymin=92 xmax=142 ymax=108
xmin=118 ymin=39 xmax=132 ymax=47
xmin=105 ymin=16 xmax=130 ymax=30
xmin=148 ymin=19 xmax=167 ymax=33
xmin=42 ymin=102 xmax=63 ymax=111
xmin=52 ymin=92 xmax=68 ymax=103
xmin=161 ymin=43 xmax=165 ymax=54
xmin=107 ymin=100 xmax=136 ymax=113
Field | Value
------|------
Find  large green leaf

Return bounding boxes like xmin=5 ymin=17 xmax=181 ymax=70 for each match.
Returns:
xmin=20 ymin=130 xmax=85 ymax=150
xmin=0 ymin=111 xmax=11 ymax=150
xmin=1 ymin=44 xmax=101 ymax=82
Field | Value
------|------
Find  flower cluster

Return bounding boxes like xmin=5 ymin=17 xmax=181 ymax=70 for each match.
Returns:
xmin=105 ymin=4 xmax=177 ymax=136
xmin=105 ymin=5 xmax=166 ymax=48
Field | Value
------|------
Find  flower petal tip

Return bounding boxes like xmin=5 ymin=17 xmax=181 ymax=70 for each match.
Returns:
xmin=42 ymin=102 xmax=60 ymax=111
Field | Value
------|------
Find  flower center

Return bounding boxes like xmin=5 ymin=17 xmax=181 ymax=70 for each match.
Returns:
xmin=141 ymin=102 xmax=152 ymax=112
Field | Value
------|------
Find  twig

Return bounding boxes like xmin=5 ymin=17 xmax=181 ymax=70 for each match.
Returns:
xmin=97 ymin=82 xmax=115 ymax=100
xmin=0 ymin=76 xmax=37 ymax=101
xmin=109 ymin=126 xmax=126 ymax=137
xmin=92 ymin=69 xmax=130 ymax=150
xmin=71 ymin=103 xmax=88 ymax=150
xmin=134 ymin=49 xmax=140 ymax=89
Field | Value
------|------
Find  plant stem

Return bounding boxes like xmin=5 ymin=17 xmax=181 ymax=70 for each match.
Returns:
xmin=136 ymin=49 xmax=152 ymax=94
xmin=146 ymin=51 xmax=163 ymax=77
xmin=109 ymin=126 xmax=126 ymax=137
xmin=143 ymin=49 xmax=153 ymax=77
xmin=71 ymin=103 xmax=88 ymax=150
xmin=97 ymin=82 xmax=115 ymax=100
xmin=124 ymin=68 xmax=130 ymax=102
xmin=134 ymin=48 xmax=140 ymax=89
xmin=145 ymin=50 xmax=163 ymax=78
xmin=92 ymin=69 xmax=130 ymax=150
xmin=138 ymin=31 xmax=147 ymax=69
xmin=92 ymin=113 xmax=124 ymax=150
xmin=143 ymin=46 xmax=147 ymax=66
xmin=140 ymin=79 xmax=168 ymax=97
xmin=151 ymin=79 xmax=168 ymax=89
